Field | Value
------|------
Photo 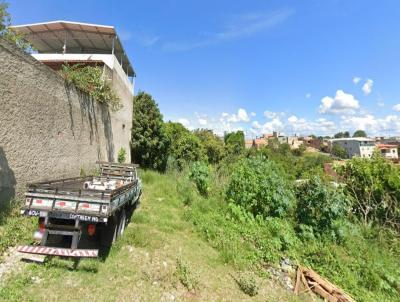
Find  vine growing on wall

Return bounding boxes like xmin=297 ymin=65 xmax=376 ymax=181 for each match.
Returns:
xmin=60 ymin=64 xmax=122 ymax=111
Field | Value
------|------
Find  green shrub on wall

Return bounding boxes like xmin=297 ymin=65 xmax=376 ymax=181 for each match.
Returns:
xmin=118 ymin=147 xmax=127 ymax=163
xmin=60 ymin=64 xmax=122 ymax=111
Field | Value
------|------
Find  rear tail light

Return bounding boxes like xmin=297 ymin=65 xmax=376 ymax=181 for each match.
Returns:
xmin=38 ymin=219 xmax=45 ymax=233
xmin=34 ymin=219 xmax=45 ymax=241
xmin=87 ymin=224 xmax=96 ymax=236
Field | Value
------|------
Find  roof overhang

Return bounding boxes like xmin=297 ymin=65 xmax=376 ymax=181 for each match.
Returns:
xmin=10 ymin=20 xmax=135 ymax=76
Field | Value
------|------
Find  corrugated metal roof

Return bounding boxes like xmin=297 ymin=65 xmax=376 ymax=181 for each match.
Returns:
xmin=10 ymin=20 xmax=135 ymax=76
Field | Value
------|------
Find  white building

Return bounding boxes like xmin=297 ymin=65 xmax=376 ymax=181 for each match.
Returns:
xmin=329 ymin=137 xmax=375 ymax=158
xmin=11 ymin=20 xmax=135 ymax=162
xmin=376 ymin=144 xmax=398 ymax=159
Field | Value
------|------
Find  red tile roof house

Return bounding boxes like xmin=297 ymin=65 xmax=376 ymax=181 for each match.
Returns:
xmin=376 ymin=144 xmax=399 ymax=159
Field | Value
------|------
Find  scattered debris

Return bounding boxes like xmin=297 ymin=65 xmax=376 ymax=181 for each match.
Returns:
xmin=294 ymin=266 xmax=355 ymax=302
xmin=266 ymin=257 xmax=296 ymax=290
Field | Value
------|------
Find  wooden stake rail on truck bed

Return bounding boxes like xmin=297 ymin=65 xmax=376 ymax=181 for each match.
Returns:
xmin=17 ymin=162 xmax=142 ymax=259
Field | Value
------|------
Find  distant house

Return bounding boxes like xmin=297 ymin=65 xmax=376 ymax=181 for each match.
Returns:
xmin=245 ymin=139 xmax=255 ymax=149
xmin=329 ymin=137 xmax=375 ymax=158
xmin=376 ymin=144 xmax=398 ymax=159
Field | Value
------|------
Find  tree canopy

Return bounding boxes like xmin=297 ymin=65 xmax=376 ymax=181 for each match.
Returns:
xmin=353 ymin=129 xmax=367 ymax=137
xmin=164 ymin=122 xmax=206 ymax=168
xmin=0 ymin=1 xmax=32 ymax=51
xmin=334 ymin=131 xmax=350 ymax=138
xmin=193 ymin=129 xmax=225 ymax=164
xmin=131 ymin=91 xmax=170 ymax=171
xmin=224 ymin=131 xmax=245 ymax=155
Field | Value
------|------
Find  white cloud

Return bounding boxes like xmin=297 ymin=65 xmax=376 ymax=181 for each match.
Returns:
xmin=362 ymin=79 xmax=373 ymax=95
xmin=262 ymin=117 xmax=284 ymax=133
xmin=264 ymin=110 xmax=277 ymax=119
xmin=221 ymin=108 xmax=250 ymax=123
xmin=393 ymin=104 xmax=400 ymax=112
xmin=252 ymin=121 xmax=261 ymax=129
xmin=353 ymin=77 xmax=361 ymax=84
xmin=319 ymin=90 xmax=360 ymax=114
xmin=305 ymin=93 xmax=311 ymax=99
xmin=288 ymin=115 xmax=298 ymax=123
xmin=178 ymin=118 xmax=190 ymax=128
xmin=251 ymin=112 xmax=256 ymax=117
xmin=198 ymin=118 xmax=208 ymax=126
xmin=163 ymin=9 xmax=294 ymax=51
xmin=237 ymin=108 xmax=250 ymax=122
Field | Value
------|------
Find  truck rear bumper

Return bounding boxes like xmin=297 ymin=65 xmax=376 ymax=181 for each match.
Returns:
xmin=17 ymin=245 xmax=98 ymax=258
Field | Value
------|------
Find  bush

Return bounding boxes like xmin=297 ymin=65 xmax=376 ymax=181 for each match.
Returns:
xmin=189 ymin=162 xmax=211 ymax=197
xmin=194 ymin=129 xmax=225 ymax=164
xmin=164 ymin=122 xmax=206 ymax=169
xmin=175 ymin=258 xmax=199 ymax=291
xmin=235 ymin=273 xmax=259 ymax=296
xmin=117 ymin=147 xmax=126 ymax=163
xmin=226 ymin=156 xmax=295 ymax=218
xmin=331 ymin=144 xmax=347 ymax=159
xmin=295 ymin=177 xmax=351 ymax=238
xmin=336 ymin=153 xmax=400 ymax=230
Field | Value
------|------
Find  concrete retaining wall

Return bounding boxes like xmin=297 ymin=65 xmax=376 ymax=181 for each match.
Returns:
xmin=0 ymin=38 xmax=117 ymax=205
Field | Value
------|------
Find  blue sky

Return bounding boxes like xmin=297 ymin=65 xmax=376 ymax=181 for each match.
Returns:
xmin=7 ymin=0 xmax=400 ymax=137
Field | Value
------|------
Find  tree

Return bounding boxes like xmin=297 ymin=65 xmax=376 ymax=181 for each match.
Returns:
xmin=334 ymin=131 xmax=350 ymax=138
xmin=0 ymin=1 xmax=32 ymax=52
xmin=331 ymin=144 xmax=347 ymax=159
xmin=164 ymin=122 xmax=206 ymax=168
xmin=193 ymin=129 xmax=225 ymax=164
xmin=353 ymin=129 xmax=367 ymax=137
xmin=131 ymin=91 xmax=170 ymax=171
xmin=224 ymin=131 xmax=245 ymax=155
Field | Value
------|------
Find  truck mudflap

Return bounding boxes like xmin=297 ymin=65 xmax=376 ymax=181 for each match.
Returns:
xmin=17 ymin=245 xmax=98 ymax=258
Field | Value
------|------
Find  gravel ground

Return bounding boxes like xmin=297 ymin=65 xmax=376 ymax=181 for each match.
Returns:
xmin=0 ymin=247 xmax=27 ymax=283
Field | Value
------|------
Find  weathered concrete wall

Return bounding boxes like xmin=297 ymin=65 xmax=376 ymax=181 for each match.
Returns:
xmin=104 ymin=57 xmax=133 ymax=163
xmin=0 ymin=38 xmax=115 ymax=205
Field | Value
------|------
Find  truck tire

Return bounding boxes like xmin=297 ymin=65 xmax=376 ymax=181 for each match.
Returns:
xmin=117 ymin=209 xmax=126 ymax=237
xmin=100 ymin=214 xmax=118 ymax=247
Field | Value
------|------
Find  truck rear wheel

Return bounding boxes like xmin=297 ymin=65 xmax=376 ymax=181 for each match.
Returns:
xmin=100 ymin=214 xmax=117 ymax=247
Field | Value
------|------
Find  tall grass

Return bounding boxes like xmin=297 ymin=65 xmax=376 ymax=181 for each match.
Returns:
xmin=179 ymin=165 xmax=400 ymax=302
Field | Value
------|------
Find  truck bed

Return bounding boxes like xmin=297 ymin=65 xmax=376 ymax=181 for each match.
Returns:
xmin=22 ymin=162 xmax=141 ymax=222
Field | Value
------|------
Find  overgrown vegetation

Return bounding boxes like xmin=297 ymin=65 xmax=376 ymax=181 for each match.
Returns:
xmin=127 ymin=91 xmax=399 ymax=301
xmin=336 ymin=153 xmax=400 ymax=230
xmin=235 ymin=272 xmax=259 ymax=297
xmin=175 ymin=257 xmax=199 ymax=291
xmin=226 ymin=156 xmax=295 ymax=218
xmin=0 ymin=203 xmax=35 ymax=257
xmin=59 ymin=64 xmax=122 ymax=111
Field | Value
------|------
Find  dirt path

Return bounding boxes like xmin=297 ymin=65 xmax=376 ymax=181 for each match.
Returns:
xmin=0 ymin=247 xmax=27 ymax=282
